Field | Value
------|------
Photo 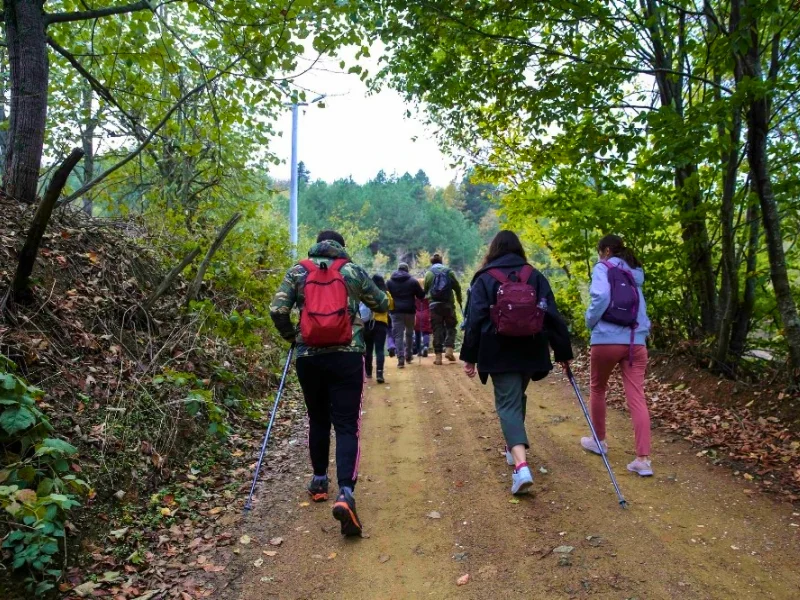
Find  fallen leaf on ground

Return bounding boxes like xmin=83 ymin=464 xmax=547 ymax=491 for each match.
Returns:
xmin=328 ymin=552 xmax=337 ymax=560
xmin=239 ymin=535 xmax=251 ymax=545
xmin=263 ymin=550 xmax=278 ymax=557
xmin=379 ymin=554 xmax=391 ymax=563
xmin=508 ymin=498 xmax=520 ymax=504
xmin=457 ymin=574 xmax=470 ymax=586
xmin=427 ymin=511 xmax=441 ymax=519
xmin=269 ymin=537 xmax=284 ymax=546
xmin=254 ymin=558 xmax=264 ymax=567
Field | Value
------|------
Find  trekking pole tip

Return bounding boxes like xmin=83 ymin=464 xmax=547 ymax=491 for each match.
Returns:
xmin=243 ymin=502 xmax=252 ymax=513
xmin=620 ymin=499 xmax=628 ymax=509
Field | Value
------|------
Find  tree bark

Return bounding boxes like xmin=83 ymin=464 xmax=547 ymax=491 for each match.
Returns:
xmin=714 ymin=112 xmax=743 ymax=369
xmin=735 ymin=0 xmax=800 ymax=383
xmin=3 ymin=0 xmax=49 ymax=205
xmin=729 ymin=199 xmax=760 ymax=362
xmin=185 ymin=213 xmax=242 ymax=305
xmin=11 ymin=148 xmax=84 ymax=302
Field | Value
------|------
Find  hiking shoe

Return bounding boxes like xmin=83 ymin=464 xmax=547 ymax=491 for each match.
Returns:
xmin=398 ymin=358 xmax=405 ymax=369
xmin=627 ymin=458 xmax=654 ymax=477
xmin=445 ymin=347 xmax=456 ymax=361
xmin=332 ymin=488 xmax=362 ymax=536
xmin=581 ymin=437 xmax=608 ymax=456
xmin=433 ymin=353 xmax=443 ymax=365
xmin=406 ymin=354 xmax=414 ymax=364
xmin=307 ymin=476 xmax=329 ymax=502
xmin=376 ymin=371 xmax=385 ymax=384
xmin=365 ymin=371 xmax=373 ymax=379
xmin=388 ymin=348 xmax=396 ymax=358
xmin=511 ymin=466 xmax=534 ymax=495
xmin=422 ymin=348 xmax=429 ymax=357
xmin=504 ymin=446 xmax=515 ymax=466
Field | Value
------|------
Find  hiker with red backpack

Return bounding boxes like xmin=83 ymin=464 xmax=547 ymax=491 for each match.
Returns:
xmin=424 ymin=253 xmax=462 ymax=365
xmin=583 ymin=234 xmax=653 ymax=476
xmin=269 ymin=231 xmax=388 ymax=536
xmin=461 ymin=230 xmax=573 ymax=495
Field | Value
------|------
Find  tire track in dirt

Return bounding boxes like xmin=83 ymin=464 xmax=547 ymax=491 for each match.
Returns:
xmin=227 ymin=359 xmax=800 ymax=600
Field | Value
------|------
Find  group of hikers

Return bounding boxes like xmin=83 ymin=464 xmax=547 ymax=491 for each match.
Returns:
xmin=270 ymin=229 xmax=651 ymax=536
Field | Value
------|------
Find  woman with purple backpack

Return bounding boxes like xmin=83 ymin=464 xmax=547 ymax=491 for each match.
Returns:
xmin=583 ymin=234 xmax=653 ymax=476
xmin=461 ymin=230 xmax=573 ymax=496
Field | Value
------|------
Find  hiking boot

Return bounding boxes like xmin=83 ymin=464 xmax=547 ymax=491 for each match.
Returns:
xmin=376 ymin=370 xmax=385 ymax=384
xmin=398 ymin=357 xmax=405 ymax=369
xmin=627 ymin=458 xmax=654 ymax=477
xmin=307 ymin=475 xmax=329 ymax=502
xmin=433 ymin=353 xmax=443 ymax=365
xmin=406 ymin=354 xmax=414 ymax=364
xmin=504 ymin=446 xmax=515 ymax=466
xmin=580 ymin=437 xmax=609 ymax=456
xmin=422 ymin=348 xmax=429 ymax=357
xmin=332 ymin=488 xmax=362 ymax=536
xmin=388 ymin=348 xmax=396 ymax=358
xmin=445 ymin=347 xmax=456 ymax=361
xmin=365 ymin=370 xmax=373 ymax=379
xmin=511 ymin=465 xmax=534 ymax=495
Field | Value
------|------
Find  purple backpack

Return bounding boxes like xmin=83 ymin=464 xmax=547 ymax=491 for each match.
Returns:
xmin=600 ymin=260 xmax=640 ymax=361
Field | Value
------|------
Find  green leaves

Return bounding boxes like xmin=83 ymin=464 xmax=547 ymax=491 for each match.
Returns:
xmin=0 ymin=407 xmax=36 ymax=435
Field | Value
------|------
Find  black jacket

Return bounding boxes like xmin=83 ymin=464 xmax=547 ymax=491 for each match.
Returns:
xmin=387 ymin=271 xmax=425 ymax=314
xmin=459 ymin=253 xmax=573 ymax=383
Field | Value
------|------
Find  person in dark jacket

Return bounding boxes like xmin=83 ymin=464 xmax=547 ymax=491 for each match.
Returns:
xmin=460 ymin=230 xmax=573 ymax=496
xmin=387 ymin=262 xmax=425 ymax=368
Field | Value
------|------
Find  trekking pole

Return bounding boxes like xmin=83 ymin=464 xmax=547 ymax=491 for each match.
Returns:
xmin=566 ymin=366 xmax=628 ymax=509
xmin=244 ymin=344 xmax=295 ymax=512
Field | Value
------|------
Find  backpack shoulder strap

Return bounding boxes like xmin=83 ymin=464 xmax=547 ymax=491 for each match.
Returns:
xmin=599 ymin=260 xmax=615 ymax=270
xmin=487 ymin=268 xmax=509 ymax=284
xmin=299 ymin=259 xmax=317 ymax=272
xmin=520 ymin=265 xmax=534 ymax=282
xmin=330 ymin=258 xmax=349 ymax=272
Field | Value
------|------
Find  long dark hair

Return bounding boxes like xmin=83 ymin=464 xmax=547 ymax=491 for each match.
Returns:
xmin=371 ymin=274 xmax=387 ymax=292
xmin=598 ymin=234 xmax=641 ymax=269
xmin=482 ymin=230 xmax=527 ymax=267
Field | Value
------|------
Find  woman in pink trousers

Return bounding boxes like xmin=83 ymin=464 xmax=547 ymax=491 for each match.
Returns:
xmin=582 ymin=234 xmax=653 ymax=476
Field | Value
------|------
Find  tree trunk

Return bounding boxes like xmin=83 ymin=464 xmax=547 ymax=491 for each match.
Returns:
xmin=729 ymin=199 xmax=760 ymax=362
xmin=80 ymin=82 xmax=95 ymax=215
xmin=642 ymin=0 xmax=716 ymax=336
xmin=3 ymin=0 xmax=48 ymax=205
xmin=714 ymin=112 xmax=743 ymax=370
xmin=185 ymin=213 xmax=242 ymax=305
xmin=0 ymin=50 xmax=8 ymax=160
xmin=676 ymin=165 xmax=717 ymax=336
xmin=10 ymin=148 xmax=84 ymax=302
xmin=736 ymin=0 xmax=800 ymax=383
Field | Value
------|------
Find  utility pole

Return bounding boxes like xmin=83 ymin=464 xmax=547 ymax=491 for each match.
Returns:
xmin=288 ymin=94 xmax=326 ymax=257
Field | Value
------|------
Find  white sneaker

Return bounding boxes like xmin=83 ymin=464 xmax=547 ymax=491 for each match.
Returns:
xmin=581 ymin=437 xmax=608 ymax=456
xmin=627 ymin=458 xmax=654 ymax=477
xmin=511 ymin=466 xmax=534 ymax=495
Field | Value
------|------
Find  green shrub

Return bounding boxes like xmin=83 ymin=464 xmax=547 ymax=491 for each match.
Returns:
xmin=1 ymin=360 xmax=90 ymax=596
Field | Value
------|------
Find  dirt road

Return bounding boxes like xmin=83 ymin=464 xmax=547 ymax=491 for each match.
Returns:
xmin=225 ymin=358 xmax=800 ymax=599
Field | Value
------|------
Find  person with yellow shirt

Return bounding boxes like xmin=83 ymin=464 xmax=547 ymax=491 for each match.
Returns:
xmin=363 ymin=274 xmax=393 ymax=384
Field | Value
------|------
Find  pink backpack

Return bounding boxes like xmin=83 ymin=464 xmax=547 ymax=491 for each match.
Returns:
xmin=487 ymin=265 xmax=546 ymax=337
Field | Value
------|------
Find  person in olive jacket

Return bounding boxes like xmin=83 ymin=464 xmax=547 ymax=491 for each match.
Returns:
xmin=460 ymin=230 xmax=573 ymax=496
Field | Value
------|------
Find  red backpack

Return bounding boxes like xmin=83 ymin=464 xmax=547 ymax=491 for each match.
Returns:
xmin=299 ymin=259 xmax=352 ymax=347
xmin=487 ymin=265 xmax=546 ymax=337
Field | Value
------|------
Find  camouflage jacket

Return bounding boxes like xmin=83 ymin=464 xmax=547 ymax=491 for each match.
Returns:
xmin=269 ymin=241 xmax=389 ymax=357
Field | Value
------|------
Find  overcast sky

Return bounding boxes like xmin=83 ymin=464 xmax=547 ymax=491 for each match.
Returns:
xmin=270 ymin=53 xmax=460 ymax=188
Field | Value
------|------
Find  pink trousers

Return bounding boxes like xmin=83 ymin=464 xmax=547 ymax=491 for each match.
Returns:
xmin=590 ymin=344 xmax=650 ymax=457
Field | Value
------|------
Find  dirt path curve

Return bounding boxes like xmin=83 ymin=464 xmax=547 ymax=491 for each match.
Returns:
xmin=231 ymin=358 xmax=800 ymax=600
